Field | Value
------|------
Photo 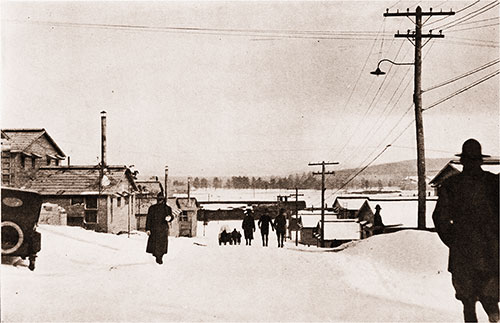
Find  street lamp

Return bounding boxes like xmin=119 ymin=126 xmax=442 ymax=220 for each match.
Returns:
xmin=370 ymin=59 xmax=414 ymax=76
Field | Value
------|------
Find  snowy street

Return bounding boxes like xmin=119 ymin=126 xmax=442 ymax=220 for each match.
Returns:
xmin=1 ymin=222 xmax=482 ymax=322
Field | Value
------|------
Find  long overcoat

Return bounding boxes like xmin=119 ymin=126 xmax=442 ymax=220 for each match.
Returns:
xmin=432 ymin=170 xmax=499 ymax=280
xmin=258 ymin=214 xmax=274 ymax=235
xmin=242 ymin=214 xmax=255 ymax=240
xmin=146 ymin=202 xmax=172 ymax=257
xmin=274 ymin=214 xmax=287 ymax=234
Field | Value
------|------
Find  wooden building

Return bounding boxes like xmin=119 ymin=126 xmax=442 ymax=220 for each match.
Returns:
xmin=23 ymin=165 xmax=138 ymax=233
xmin=318 ymin=220 xmax=361 ymax=248
xmin=135 ymin=179 xmax=165 ymax=231
xmin=168 ymin=197 xmax=198 ymax=237
xmin=297 ymin=211 xmax=337 ymax=246
xmin=333 ymin=196 xmax=371 ymax=220
xmin=1 ymin=128 xmax=66 ymax=188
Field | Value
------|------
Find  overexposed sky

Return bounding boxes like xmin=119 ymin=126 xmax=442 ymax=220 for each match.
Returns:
xmin=2 ymin=1 xmax=499 ymax=176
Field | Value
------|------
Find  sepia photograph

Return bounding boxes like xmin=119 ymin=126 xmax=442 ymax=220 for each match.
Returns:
xmin=1 ymin=0 xmax=499 ymax=322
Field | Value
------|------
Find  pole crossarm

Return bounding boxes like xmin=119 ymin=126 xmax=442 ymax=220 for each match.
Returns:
xmin=384 ymin=9 xmax=455 ymax=17
xmin=395 ymin=33 xmax=445 ymax=38
xmin=312 ymin=171 xmax=335 ymax=175
xmin=308 ymin=162 xmax=339 ymax=166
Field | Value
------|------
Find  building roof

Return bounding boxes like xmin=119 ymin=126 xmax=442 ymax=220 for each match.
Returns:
xmin=299 ymin=214 xmax=338 ymax=228
xmin=367 ymin=199 xmax=437 ymax=228
xmin=333 ymin=197 xmax=368 ymax=211
xmin=1 ymin=128 xmax=66 ymax=157
xmin=429 ymin=158 xmax=500 ymax=186
xmin=136 ymin=180 xmax=164 ymax=195
xmin=201 ymin=203 xmax=247 ymax=211
xmin=22 ymin=165 xmax=137 ymax=195
xmin=323 ymin=220 xmax=360 ymax=240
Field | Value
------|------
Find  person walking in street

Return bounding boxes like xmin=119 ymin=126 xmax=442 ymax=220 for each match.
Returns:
xmin=433 ymin=139 xmax=499 ymax=323
xmin=146 ymin=193 xmax=173 ymax=265
xmin=242 ymin=209 xmax=256 ymax=246
xmin=274 ymin=208 xmax=287 ymax=248
xmin=258 ymin=209 xmax=274 ymax=247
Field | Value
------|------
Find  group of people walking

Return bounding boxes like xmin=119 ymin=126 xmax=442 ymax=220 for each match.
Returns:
xmin=241 ymin=208 xmax=287 ymax=248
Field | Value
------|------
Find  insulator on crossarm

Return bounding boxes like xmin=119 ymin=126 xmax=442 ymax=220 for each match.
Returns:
xmin=439 ymin=30 xmax=443 ymax=35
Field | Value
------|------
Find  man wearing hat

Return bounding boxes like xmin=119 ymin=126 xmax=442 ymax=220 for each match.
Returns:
xmin=433 ymin=139 xmax=499 ymax=322
xmin=372 ymin=204 xmax=385 ymax=235
xmin=146 ymin=193 xmax=173 ymax=265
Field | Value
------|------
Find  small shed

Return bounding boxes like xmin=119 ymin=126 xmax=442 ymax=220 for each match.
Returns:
xmin=135 ymin=179 xmax=164 ymax=231
xmin=168 ymin=197 xmax=198 ymax=237
xmin=298 ymin=211 xmax=337 ymax=246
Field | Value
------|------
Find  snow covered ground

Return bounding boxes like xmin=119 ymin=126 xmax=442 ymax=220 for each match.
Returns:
xmin=1 ymin=221 xmax=488 ymax=322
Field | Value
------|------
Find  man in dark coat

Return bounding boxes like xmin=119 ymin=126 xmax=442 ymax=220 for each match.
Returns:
xmin=433 ymin=139 xmax=499 ymax=322
xmin=258 ymin=209 xmax=274 ymax=247
xmin=146 ymin=194 xmax=173 ymax=265
xmin=372 ymin=204 xmax=385 ymax=235
xmin=242 ymin=209 xmax=256 ymax=246
xmin=274 ymin=208 xmax=287 ymax=248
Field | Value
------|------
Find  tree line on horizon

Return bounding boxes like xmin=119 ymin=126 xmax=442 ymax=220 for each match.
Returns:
xmin=171 ymin=172 xmax=417 ymax=191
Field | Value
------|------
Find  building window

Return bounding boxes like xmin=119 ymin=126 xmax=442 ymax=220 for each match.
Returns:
xmin=55 ymin=159 xmax=60 ymax=166
xmin=84 ymin=196 xmax=98 ymax=223
xmin=21 ymin=156 xmax=25 ymax=169
xmin=117 ymin=197 xmax=121 ymax=207
xmin=71 ymin=197 xmax=84 ymax=205
xmin=180 ymin=211 xmax=189 ymax=222
xmin=46 ymin=158 xmax=51 ymax=166
xmin=2 ymin=174 xmax=10 ymax=184
xmin=32 ymin=158 xmax=36 ymax=168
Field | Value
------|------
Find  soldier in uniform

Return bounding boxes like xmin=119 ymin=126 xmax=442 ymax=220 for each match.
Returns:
xmin=274 ymin=208 xmax=287 ymax=248
xmin=433 ymin=139 xmax=499 ymax=322
xmin=258 ymin=208 xmax=274 ymax=247
xmin=242 ymin=209 xmax=256 ymax=246
xmin=146 ymin=193 xmax=173 ymax=265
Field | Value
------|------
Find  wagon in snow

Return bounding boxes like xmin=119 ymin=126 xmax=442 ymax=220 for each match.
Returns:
xmin=1 ymin=187 xmax=43 ymax=271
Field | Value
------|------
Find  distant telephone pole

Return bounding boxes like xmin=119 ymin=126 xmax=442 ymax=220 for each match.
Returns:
xmin=164 ymin=165 xmax=168 ymax=198
xmin=384 ymin=6 xmax=454 ymax=229
xmin=309 ymin=161 xmax=338 ymax=247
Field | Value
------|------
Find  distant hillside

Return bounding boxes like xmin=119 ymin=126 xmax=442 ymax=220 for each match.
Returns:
xmin=337 ymin=158 xmax=452 ymax=177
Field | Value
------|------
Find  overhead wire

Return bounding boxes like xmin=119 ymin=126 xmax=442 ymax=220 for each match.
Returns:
xmin=445 ymin=22 xmax=500 ymax=32
xmin=433 ymin=1 xmax=499 ymax=31
xmin=423 ymin=69 xmax=500 ymax=111
xmin=422 ymin=58 xmax=499 ymax=92
xmin=425 ymin=0 xmax=480 ymax=27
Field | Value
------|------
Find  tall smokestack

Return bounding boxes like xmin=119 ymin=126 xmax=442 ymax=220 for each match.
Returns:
xmin=100 ymin=111 xmax=107 ymax=167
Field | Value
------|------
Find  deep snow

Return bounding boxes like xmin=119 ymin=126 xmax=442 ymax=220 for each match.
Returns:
xmin=1 ymin=221 xmax=489 ymax=322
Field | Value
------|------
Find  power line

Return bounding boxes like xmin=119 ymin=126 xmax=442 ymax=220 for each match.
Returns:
xmin=422 ymin=58 xmax=499 ymax=92
xmin=423 ymin=69 xmax=500 ymax=111
xmin=445 ymin=22 xmax=500 ymax=32
xmin=425 ymin=0 xmax=480 ymax=26
xmin=433 ymin=1 xmax=499 ymax=31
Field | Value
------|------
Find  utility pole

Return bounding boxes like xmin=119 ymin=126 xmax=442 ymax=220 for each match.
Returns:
xmin=309 ymin=161 xmax=338 ymax=247
xmin=384 ymin=6 xmax=454 ymax=229
xmin=287 ymin=188 xmax=304 ymax=246
xmin=164 ymin=166 xmax=169 ymax=198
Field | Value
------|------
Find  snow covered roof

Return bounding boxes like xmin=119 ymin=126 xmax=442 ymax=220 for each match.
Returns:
xmin=323 ymin=220 xmax=360 ymax=240
xmin=23 ymin=165 xmax=138 ymax=195
xmin=333 ymin=197 xmax=368 ymax=210
xmin=300 ymin=214 xmax=337 ymax=228
xmin=201 ymin=203 xmax=247 ymax=211
xmin=367 ymin=199 xmax=437 ymax=228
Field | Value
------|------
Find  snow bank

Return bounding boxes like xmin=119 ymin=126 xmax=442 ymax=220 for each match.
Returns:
xmin=1 ymin=223 xmax=474 ymax=322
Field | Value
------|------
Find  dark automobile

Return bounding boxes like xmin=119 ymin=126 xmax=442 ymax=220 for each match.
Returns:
xmin=1 ymin=187 xmax=42 ymax=271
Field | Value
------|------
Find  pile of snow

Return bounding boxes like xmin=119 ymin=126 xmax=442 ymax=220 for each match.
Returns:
xmin=2 ymin=222 xmax=481 ymax=322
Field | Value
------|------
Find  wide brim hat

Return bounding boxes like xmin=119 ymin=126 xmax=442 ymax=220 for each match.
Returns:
xmin=455 ymin=138 xmax=490 ymax=159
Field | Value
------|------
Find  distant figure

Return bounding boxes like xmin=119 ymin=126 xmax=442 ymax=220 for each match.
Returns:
xmin=372 ymin=204 xmax=385 ymax=235
xmin=258 ymin=209 xmax=275 ymax=247
xmin=219 ymin=229 xmax=230 ymax=245
xmin=231 ymin=229 xmax=242 ymax=245
xmin=146 ymin=193 xmax=173 ymax=265
xmin=242 ymin=209 xmax=256 ymax=246
xmin=274 ymin=208 xmax=287 ymax=248
xmin=433 ymin=139 xmax=499 ymax=322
